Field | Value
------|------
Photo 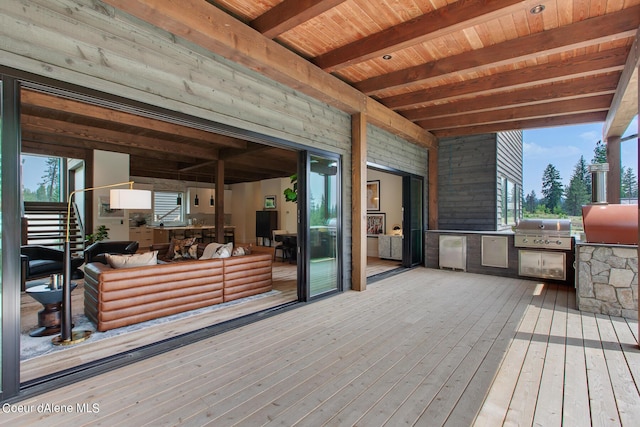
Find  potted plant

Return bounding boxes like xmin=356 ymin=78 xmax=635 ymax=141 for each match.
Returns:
xmin=85 ymin=225 xmax=110 ymax=245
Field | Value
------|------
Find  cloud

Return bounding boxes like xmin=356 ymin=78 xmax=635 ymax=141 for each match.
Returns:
xmin=523 ymin=142 xmax=582 ymax=159
xmin=579 ymin=130 xmax=600 ymax=143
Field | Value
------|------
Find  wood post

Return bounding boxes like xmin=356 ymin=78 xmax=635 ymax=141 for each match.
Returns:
xmin=351 ymin=113 xmax=367 ymax=291
xmin=606 ymin=135 xmax=621 ymax=204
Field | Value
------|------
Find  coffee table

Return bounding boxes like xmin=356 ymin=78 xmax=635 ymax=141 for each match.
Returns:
xmin=26 ymin=281 xmax=77 ymax=337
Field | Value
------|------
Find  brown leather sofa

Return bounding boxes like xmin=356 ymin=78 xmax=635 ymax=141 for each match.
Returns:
xmin=83 ymin=246 xmax=273 ymax=331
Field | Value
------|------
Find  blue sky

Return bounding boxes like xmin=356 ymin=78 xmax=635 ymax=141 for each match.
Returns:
xmin=523 ymin=116 xmax=638 ymax=197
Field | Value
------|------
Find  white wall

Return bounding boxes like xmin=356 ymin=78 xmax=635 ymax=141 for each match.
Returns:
xmin=366 ymin=169 xmax=403 ymax=257
xmin=93 ymin=150 xmax=130 ymax=241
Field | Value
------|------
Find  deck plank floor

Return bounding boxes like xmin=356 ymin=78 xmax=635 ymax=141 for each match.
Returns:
xmin=7 ymin=268 xmax=639 ymax=426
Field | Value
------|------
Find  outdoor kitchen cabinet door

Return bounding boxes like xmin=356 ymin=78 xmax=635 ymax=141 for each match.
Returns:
xmin=518 ymin=250 xmax=566 ymax=281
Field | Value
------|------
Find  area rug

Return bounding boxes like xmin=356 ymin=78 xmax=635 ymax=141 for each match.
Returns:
xmin=20 ymin=289 xmax=281 ymax=361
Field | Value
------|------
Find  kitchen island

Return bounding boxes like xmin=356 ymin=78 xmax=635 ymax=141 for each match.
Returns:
xmin=150 ymin=225 xmax=235 ymax=244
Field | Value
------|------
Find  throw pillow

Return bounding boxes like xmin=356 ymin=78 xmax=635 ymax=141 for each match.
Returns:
xmin=232 ymin=244 xmax=252 ymax=256
xmin=212 ymin=242 xmax=233 ymax=259
xmin=166 ymin=237 xmax=197 ymax=260
xmin=200 ymin=242 xmax=223 ymax=260
xmin=106 ymin=251 xmax=158 ymax=269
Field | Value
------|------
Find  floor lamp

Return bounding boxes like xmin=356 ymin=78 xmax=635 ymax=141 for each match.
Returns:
xmin=52 ymin=181 xmax=152 ymax=346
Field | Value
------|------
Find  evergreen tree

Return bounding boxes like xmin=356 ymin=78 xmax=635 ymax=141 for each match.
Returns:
xmin=592 ymin=140 xmax=607 ymax=164
xmin=564 ymin=157 xmax=590 ymax=215
xmin=575 ymin=155 xmax=592 ymax=199
xmin=541 ymin=164 xmax=563 ymax=212
xmin=39 ymin=157 xmax=60 ymax=202
xmin=524 ymin=190 xmax=537 ymax=213
xmin=621 ymin=166 xmax=638 ymax=199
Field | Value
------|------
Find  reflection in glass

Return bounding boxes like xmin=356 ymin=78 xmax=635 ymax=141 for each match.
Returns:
xmin=309 ymin=155 xmax=339 ymax=296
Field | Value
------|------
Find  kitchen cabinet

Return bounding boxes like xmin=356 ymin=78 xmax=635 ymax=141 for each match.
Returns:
xmin=153 ymin=228 xmax=170 ymax=245
xmin=378 ymin=235 xmax=403 ymax=261
xmin=130 ymin=226 xmax=153 ymax=251
xmin=518 ymin=250 xmax=566 ymax=280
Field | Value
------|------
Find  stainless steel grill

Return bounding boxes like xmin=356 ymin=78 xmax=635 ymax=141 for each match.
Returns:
xmin=514 ymin=218 xmax=572 ymax=250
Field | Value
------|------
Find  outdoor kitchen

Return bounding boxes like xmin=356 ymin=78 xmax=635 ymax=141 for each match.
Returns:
xmin=426 ymin=163 xmax=638 ymax=320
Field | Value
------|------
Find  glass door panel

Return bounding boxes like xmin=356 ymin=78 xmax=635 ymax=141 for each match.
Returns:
xmin=403 ymin=175 xmax=424 ymax=267
xmin=307 ymin=153 xmax=340 ymax=297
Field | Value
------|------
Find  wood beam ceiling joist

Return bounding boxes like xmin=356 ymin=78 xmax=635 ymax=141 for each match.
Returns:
xmin=402 ymin=74 xmax=620 ymax=122
xmin=313 ymin=0 xmax=526 ymax=72
xmin=354 ymin=6 xmax=640 ymax=95
xmin=432 ymin=112 xmax=608 ymax=138
xmin=383 ymin=47 xmax=629 ymax=110
xmin=417 ymin=94 xmax=613 ymax=131
xmin=21 ymin=90 xmax=248 ymax=149
xmin=101 ymin=0 xmax=436 ymax=149
xmin=251 ymin=0 xmax=346 ymax=39
xmin=21 ymin=115 xmax=219 ymax=161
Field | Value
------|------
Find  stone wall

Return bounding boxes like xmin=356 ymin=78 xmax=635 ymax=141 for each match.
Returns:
xmin=576 ymin=243 xmax=638 ymax=319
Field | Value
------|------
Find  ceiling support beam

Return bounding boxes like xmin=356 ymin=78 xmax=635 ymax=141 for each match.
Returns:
xmin=314 ymin=0 xmax=525 ymax=72
xmin=383 ymin=47 xmax=628 ymax=110
xmin=102 ymin=0 xmax=436 ymax=149
xmin=603 ymin=26 xmax=640 ymax=139
xmin=355 ymin=6 xmax=639 ymax=95
xmin=351 ymin=112 xmax=367 ymax=292
xmin=251 ymin=0 xmax=346 ymax=39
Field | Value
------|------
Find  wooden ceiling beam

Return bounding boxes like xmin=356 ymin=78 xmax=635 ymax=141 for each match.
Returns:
xmin=603 ymin=25 xmax=640 ymax=139
xmin=383 ymin=47 xmax=628 ymax=110
xmin=313 ymin=0 xmax=525 ymax=72
xmin=21 ymin=90 xmax=248 ymax=149
xmin=402 ymin=74 xmax=620 ymax=121
xmin=251 ymin=0 xmax=346 ymax=39
xmin=432 ymin=112 xmax=608 ymax=138
xmin=21 ymin=131 xmax=199 ymax=163
xmin=101 ymin=0 xmax=436 ymax=148
xmin=355 ymin=6 xmax=640 ymax=95
xmin=417 ymin=95 xmax=613 ymax=131
xmin=22 ymin=115 xmax=219 ymax=161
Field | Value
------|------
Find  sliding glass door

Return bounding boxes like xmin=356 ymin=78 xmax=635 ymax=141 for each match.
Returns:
xmin=299 ymin=152 xmax=341 ymax=299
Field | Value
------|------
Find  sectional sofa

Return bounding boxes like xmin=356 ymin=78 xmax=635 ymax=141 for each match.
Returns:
xmin=83 ymin=243 xmax=273 ymax=331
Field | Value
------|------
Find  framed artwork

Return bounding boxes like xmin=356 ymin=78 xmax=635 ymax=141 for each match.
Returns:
xmin=264 ymin=195 xmax=277 ymax=209
xmin=367 ymin=180 xmax=380 ymax=211
xmin=367 ymin=213 xmax=386 ymax=236
xmin=98 ymin=196 xmax=124 ymax=218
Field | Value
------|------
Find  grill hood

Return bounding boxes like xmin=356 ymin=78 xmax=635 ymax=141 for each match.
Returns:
xmin=514 ymin=219 xmax=571 ymax=235
xmin=581 ymin=204 xmax=638 ymax=245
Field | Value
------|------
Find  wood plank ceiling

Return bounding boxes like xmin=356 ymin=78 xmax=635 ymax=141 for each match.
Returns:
xmin=21 ymin=0 xmax=640 ymax=184
xmin=207 ymin=0 xmax=639 ymax=137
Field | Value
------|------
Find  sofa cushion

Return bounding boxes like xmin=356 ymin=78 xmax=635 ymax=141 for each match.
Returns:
xmin=212 ymin=242 xmax=233 ymax=259
xmin=232 ymin=244 xmax=253 ymax=256
xmin=200 ymin=242 xmax=223 ymax=260
xmin=106 ymin=250 xmax=158 ymax=269
xmin=167 ymin=237 xmax=197 ymax=260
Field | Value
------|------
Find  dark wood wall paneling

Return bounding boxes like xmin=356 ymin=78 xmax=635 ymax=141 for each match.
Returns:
xmin=437 ymin=134 xmax=497 ymax=231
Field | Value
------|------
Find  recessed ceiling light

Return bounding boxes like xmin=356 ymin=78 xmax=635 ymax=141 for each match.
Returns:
xmin=382 ymin=54 xmax=392 ymax=60
xmin=530 ymin=4 xmax=545 ymax=14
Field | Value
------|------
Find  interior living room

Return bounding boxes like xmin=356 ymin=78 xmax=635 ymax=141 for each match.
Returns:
xmin=18 ymin=87 xmax=402 ymax=383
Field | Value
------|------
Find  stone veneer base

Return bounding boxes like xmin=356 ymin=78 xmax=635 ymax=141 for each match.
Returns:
xmin=576 ymin=243 xmax=638 ymax=320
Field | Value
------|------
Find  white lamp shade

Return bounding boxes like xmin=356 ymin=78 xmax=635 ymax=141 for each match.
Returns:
xmin=110 ymin=189 xmax=152 ymax=210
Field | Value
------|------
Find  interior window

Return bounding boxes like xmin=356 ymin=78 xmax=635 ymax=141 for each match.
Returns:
xmin=153 ymin=191 xmax=184 ymax=225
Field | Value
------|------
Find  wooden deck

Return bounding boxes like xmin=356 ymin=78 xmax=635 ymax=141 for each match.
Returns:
xmin=9 ymin=268 xmax=639 ymax=426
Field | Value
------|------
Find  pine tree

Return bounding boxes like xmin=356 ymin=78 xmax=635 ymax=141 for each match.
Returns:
xmin=524 ymin=190 xmax=537 ymax=213
xmin=592 ymin=140 xmax=607 ymax=164
xmin=39 ymin=157 xmax=60 ymax=202
xmin=621 ymin=166 xmax=638 ymax=199
xmin=564 ymin=157 xmax=590 ymax=215
xmin=541 ymin=164 xmax=563 ymax=212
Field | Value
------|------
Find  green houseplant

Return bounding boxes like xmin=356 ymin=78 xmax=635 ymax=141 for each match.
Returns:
xmin=283 ymin=174 xmax=298 ymax=203
xmin=85 ymin=224 xmax=110 ymax=245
